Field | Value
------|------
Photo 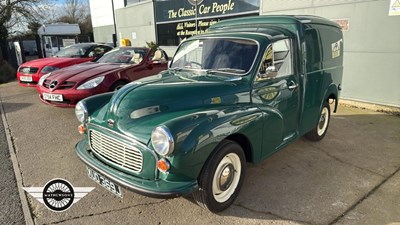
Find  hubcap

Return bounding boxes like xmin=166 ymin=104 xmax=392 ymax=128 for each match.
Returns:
xmin=317 ymin=107 xmax=329 ymax=136
xmin=219 ymin=164 xmax=234 ymax=191
xmin=212 ymin=153 xmax=241 ymax=203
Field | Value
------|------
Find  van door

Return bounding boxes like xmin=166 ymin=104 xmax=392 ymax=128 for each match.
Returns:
xmin=252 ymin=39 xmax=300 ymax=157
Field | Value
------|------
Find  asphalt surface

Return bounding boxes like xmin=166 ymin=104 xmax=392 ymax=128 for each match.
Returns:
xmin=0 ymin=81 xmax=399 ymax=225
xmin=0 ymin=99 xmax=24 ymax=224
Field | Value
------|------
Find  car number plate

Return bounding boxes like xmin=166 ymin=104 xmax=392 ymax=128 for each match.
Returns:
xmin=20 ymin=76 xmax=33 ymax=82
xmin=43 ymin=93 xmax=63 ymax=102
xmin=87 ymin=167 xmax=123 ymax=198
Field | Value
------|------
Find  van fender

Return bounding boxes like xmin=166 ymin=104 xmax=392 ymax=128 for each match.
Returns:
xmin=322 ymin=84 xmax=339 ymax=113
xmin=160 ymin=106 xmax=263 ymax=180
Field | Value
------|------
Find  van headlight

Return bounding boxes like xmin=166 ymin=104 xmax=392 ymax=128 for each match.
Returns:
xmin=38 ymin=73 xmax=51 ymax=86
xmin=75 ymin=101 xmax=88 ymax=123
xmin=151 ymin=126 xmax=174 ymax=156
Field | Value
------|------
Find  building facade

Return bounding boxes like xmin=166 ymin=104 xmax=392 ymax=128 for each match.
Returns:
xmin=89 ymin=0 xmax=400 ymax=107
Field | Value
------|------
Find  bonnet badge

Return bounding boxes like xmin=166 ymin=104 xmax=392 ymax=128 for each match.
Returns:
xmin=107 ymin=119 xmax=115 ymax=128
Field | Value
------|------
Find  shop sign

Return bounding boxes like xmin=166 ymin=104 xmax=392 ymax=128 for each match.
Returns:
xmin=389 ymin=0 xmax=400 ymax=16
xmin=175 ymin=19 xmax=219 ymax=36
xmin=331 ymin=18 xmax=349 ymax=31
xmin=155 ymin=0 xmax=260 ymax=23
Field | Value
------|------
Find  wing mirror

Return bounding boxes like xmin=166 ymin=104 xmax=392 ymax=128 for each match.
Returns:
xmin=259 ymin=66 xmax=278 ymax=79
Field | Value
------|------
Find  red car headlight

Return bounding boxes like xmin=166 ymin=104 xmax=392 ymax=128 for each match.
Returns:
xmin=77 ymin=76 xmax=105 ymax=90
xmin=41 ymin=66 xmax=60 ymax=74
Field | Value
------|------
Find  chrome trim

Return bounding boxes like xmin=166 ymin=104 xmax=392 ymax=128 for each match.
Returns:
xmin=89 ymin=129 xmax=143 ymax=173
xmin=87 ymin=123 xmax=160 ymax=178
xmin=75 ymin=101 xmax=88 ymax=123
xmin=151 ymin=126 xmax=175 ymax=156
xmin=76 ymin=141 xmax=193 ymax=198
xmin=88 ymin=123 xmax=148 ymax=149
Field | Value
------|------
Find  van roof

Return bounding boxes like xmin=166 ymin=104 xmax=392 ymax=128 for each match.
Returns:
xmin=204 ymin=25 xmax=296 ymax=41
xmin=208 ymin=15 xmax=341 ymax=31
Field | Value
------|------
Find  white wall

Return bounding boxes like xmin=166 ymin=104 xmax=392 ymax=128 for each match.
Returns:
xmin=115 ymin=1 xmax=156 ymax=48
xmin=89 ymin=0 xmax=125 ymax=43
xmin=90 ymin=0 xmax=400 ymax=107
xmin=261 ymin=0 xmax=400 ymax=107
xmin=90 ymin=0 xmax=124 ymax=27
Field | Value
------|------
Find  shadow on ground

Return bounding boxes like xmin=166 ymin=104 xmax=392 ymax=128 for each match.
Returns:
xmin=210 ymin=113 xmax=399 ymax=224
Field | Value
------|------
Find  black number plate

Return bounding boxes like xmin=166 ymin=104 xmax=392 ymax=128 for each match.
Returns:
xmin=87 ymin=167 xmax=123 ymax=198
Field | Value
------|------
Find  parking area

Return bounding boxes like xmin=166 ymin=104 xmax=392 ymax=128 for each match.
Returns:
xmin=1 ymin=81 xmax=399 ymax=225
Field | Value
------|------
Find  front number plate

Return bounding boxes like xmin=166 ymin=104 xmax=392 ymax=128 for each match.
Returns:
xmin=43 ymin=93 xmax=63 ymax=102
xmin=20 ymin=76 xmax=33 ymax=82
xmin=87 ymin=167 xmax=123 ymax=198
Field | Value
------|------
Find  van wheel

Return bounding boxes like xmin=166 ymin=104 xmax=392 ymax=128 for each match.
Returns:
xmin=193 ymin=140 xmax=246 ymax=213
xmin=305 ymin=101 xmax=331 ymax=141
xmin=110 ymin=81 xmax=127 ymax=91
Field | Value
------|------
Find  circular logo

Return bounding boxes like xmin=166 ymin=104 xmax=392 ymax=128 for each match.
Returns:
xmin=49 ymin=80 xmax=58 ymax=89
xmin=188 ymin=0 xmax=204 ymax=6
xmin=42 ymin=179 xmax=75 ymax=212
xmin=21 ymin=67 xmax=30 ymax=73
xmin=107 ymin=119 xmax=115 ymax=128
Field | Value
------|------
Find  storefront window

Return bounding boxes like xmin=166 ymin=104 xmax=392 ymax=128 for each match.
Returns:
xmin=154 ymin=0 xmax=260 ymax=46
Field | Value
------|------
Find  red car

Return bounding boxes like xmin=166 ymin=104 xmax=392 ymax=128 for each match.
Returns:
xmin=17 ymin=43 xmax=113 ymax=87
xmin=36 ymin=47 xmax=169 ymax=107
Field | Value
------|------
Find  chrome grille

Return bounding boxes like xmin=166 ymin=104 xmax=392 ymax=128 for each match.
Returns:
xmin=89 ymin=129 xmax=143 ymax=173
xmin=43 ymin=79 xmax=51 ymax=88
xmin=42 ymin=80 xmax=76 ymax=89
xmin=19 ymin=67 xmax=39 ymax=74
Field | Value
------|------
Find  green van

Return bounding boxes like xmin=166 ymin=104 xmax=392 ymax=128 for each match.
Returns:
xmin=75 ymin=15 xmax=343 ymax=212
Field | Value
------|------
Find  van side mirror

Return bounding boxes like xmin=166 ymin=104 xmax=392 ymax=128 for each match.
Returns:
xmin=259 ymin=66 xmax=278 ymax=79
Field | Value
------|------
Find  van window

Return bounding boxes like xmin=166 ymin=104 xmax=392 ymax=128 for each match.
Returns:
xmin=305 ymin=28 xmax=322 ymax=72
xmin=258 ymin=39 xmax=292 ymax=80
xmin=273 ymin=39 xmax=292 ymax=77
xmin=312 ymin=25 xmax=343 ymax=69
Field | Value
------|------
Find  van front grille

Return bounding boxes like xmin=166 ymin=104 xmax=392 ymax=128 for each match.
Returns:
xmin=89 ymin=129 xmax=143 ymax=173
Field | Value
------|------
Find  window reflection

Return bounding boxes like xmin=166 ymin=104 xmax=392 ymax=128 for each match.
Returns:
xmin=171 ymin=38 xmax=258 ymax=74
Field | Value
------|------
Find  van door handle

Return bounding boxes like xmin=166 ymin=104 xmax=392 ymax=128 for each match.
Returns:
xmin=288 ymin=81 xmax=298 ymax=90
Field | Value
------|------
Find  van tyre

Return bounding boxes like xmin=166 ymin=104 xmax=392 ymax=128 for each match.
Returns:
xmin=193 ymin=140 xmax=246 ymax=213
xmin=305 ymin=101 xmax=331 ymax=141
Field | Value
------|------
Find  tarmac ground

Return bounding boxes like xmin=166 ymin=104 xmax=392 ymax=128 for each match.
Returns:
xmin=0 ymin=81 xmax=399 ymax=225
